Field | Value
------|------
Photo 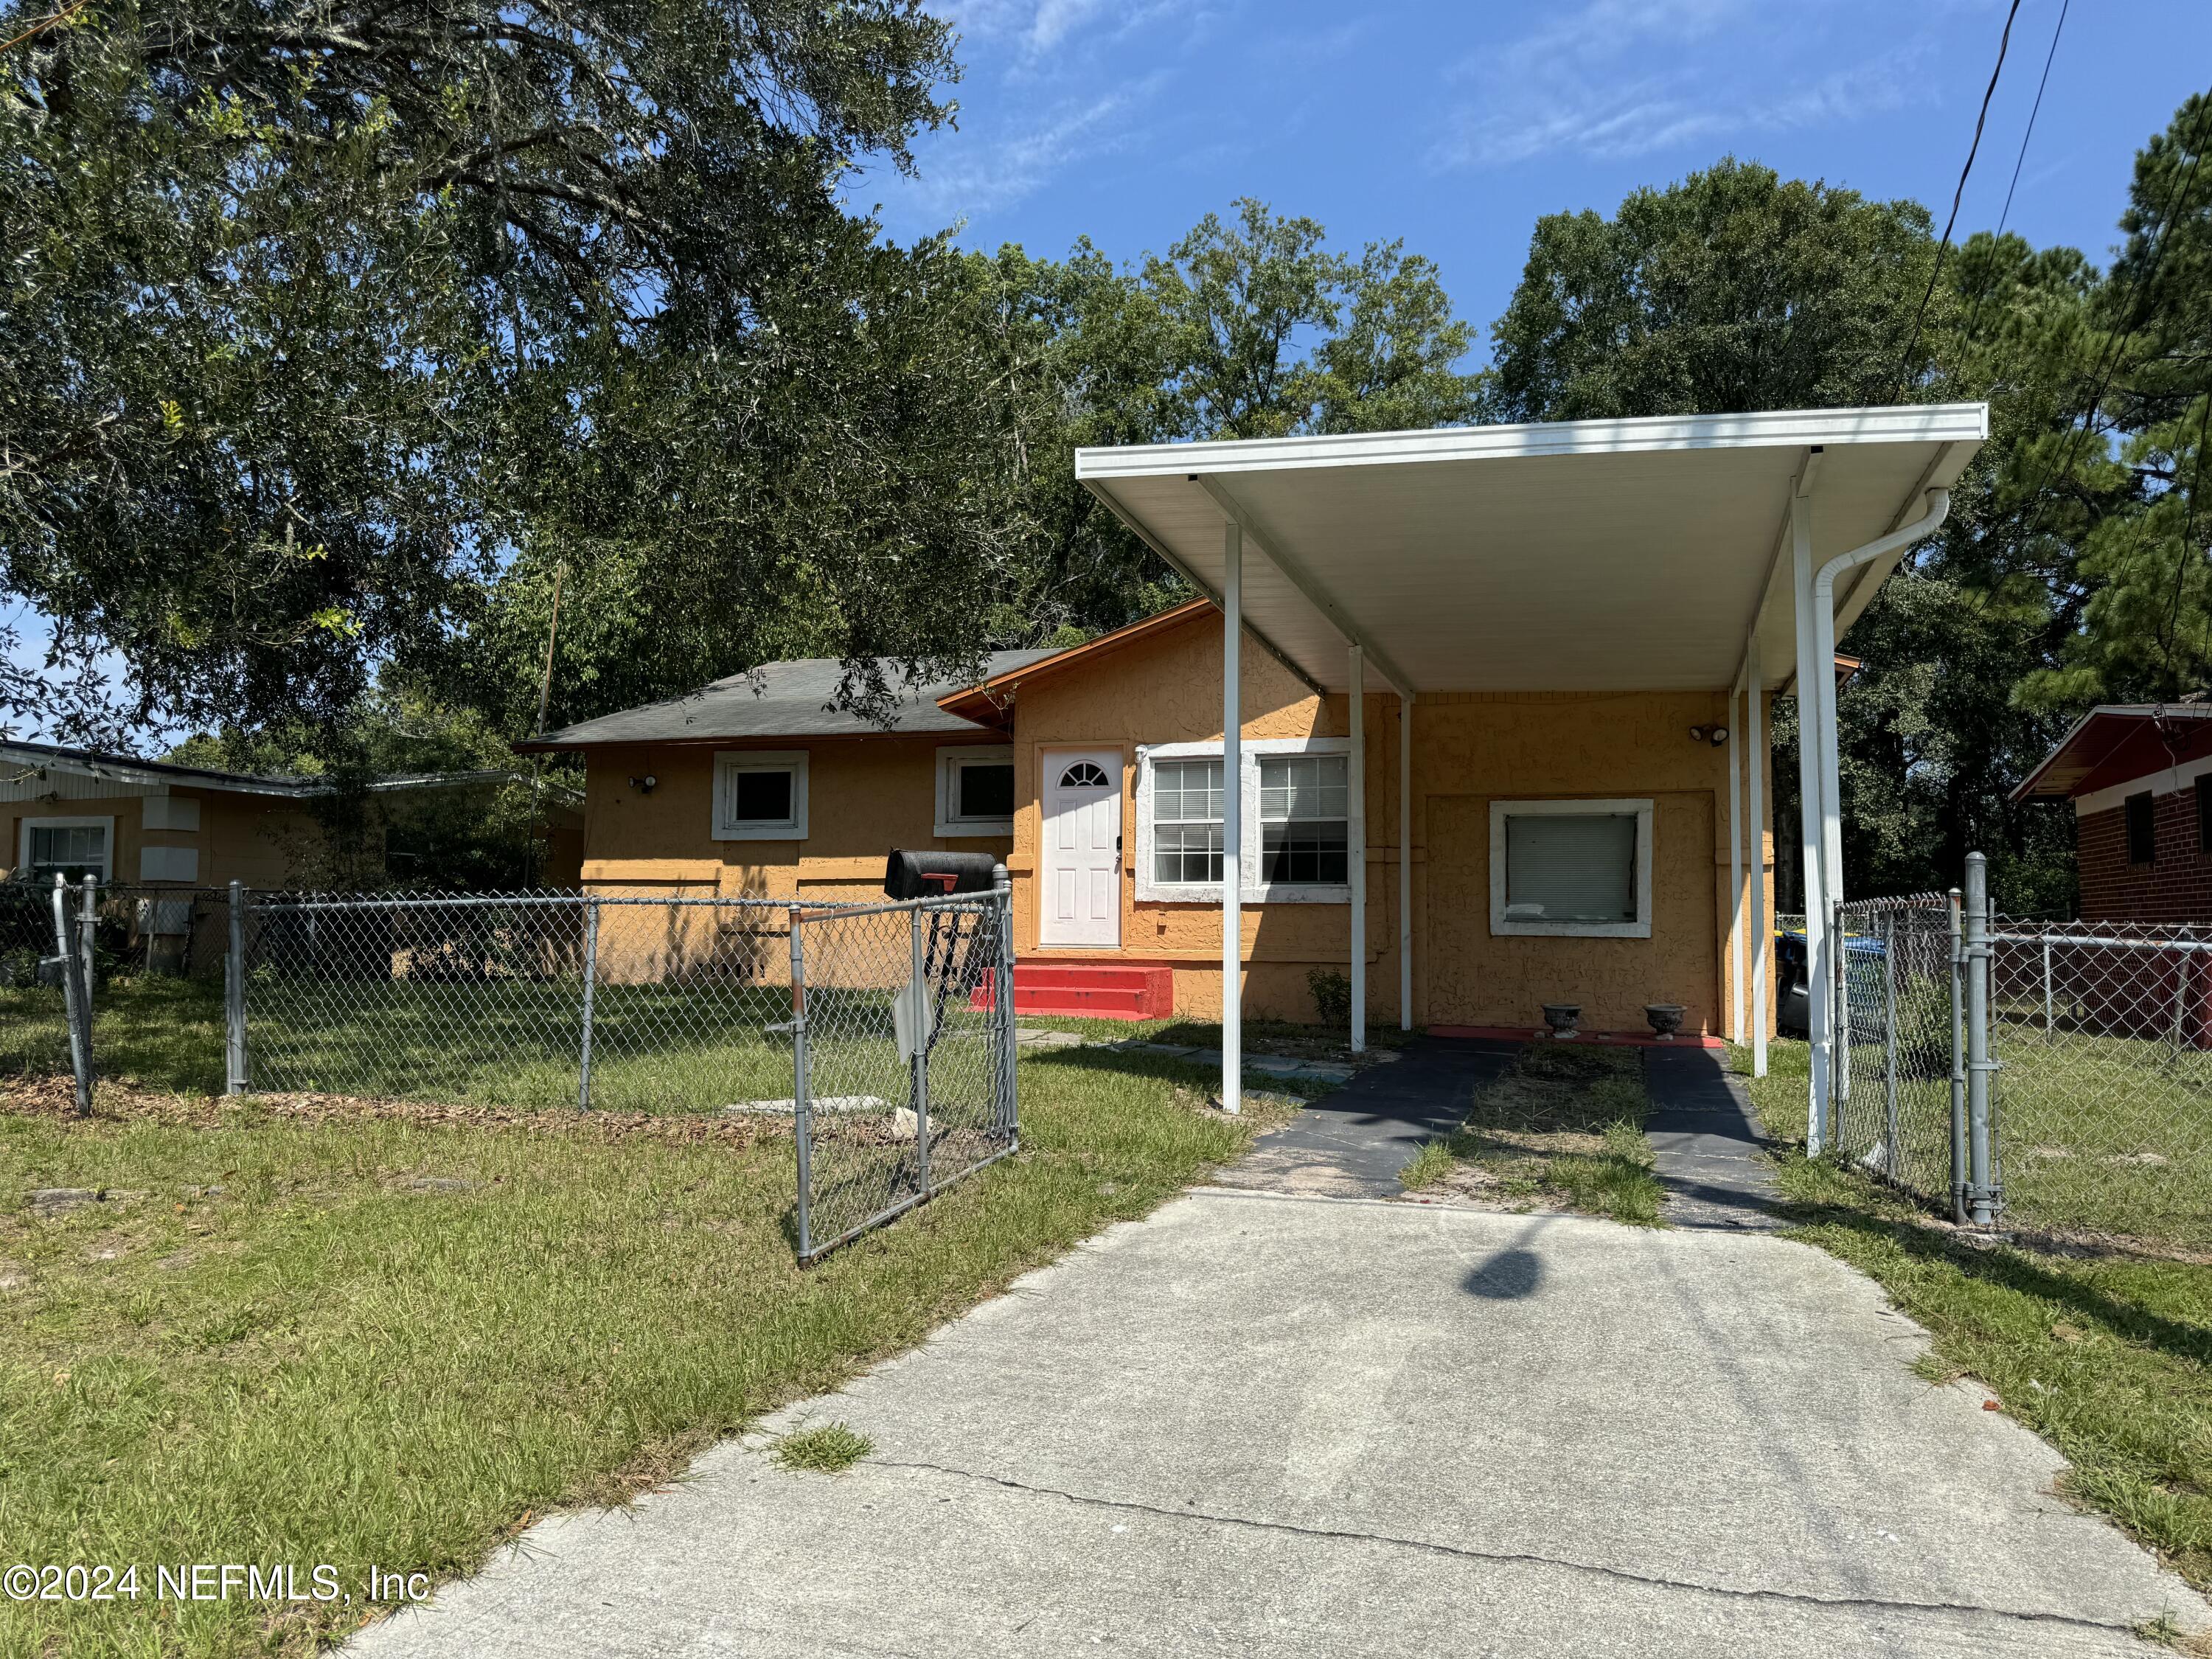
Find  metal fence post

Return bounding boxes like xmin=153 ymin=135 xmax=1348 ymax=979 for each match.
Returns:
xmin=788 ymin=904 xmax=813 ymax=1262
xmin=77 ymin=874 xmax=97 ymax=1005
xmin=909 ymin=906 xmax=931 ymax=1196
xmin=2042 ymin=938 xmax=2054 ymax=1041
xmin=1881 ymin=909 xmax=1899 ymax=1175
xmin=993 ymin=864 xmax=1017 ymax=1140
xmin=1947 ymin=887 xmax=1967 ymax=1224
xmin=1829 ymin=900 xmax=1848 ymax=1147
xmin=51 ymin=874 xmax=91 ymax=1114
xmin=578 ymin=897 xmax=600 ymax=1110
xmin=225 ymin=880 xmax=248 ymax=1093
xmin=1963 ymin=853 xmax=1997 ymax=1227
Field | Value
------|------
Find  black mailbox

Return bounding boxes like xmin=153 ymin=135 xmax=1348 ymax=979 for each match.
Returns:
xmin=883 ymin=849 xmax=999 ymax=900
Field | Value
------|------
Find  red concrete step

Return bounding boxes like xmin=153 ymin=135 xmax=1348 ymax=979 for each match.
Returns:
xmin=970 ymin=961 xmax=1174 ymax=1021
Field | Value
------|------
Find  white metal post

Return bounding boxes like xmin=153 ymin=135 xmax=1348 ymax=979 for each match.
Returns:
xmin=1747 ymin=639 xmax=1768 ymax=1078
xmin=1399 ymin=691 xmax=1414 ymax=1031
xmin=1728 ymin=671 xmax=1745 ymax=1042
xmin=1221 ymin=520 xmax=1242 ymax=1116
xmin=1348 ymin=644 xmax=1366 ymax=1054
xmin=1792 ymin=491 xmax=1832 ymax=1150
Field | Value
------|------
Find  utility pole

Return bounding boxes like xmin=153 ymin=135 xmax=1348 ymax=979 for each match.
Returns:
xmin=534 ymin=561 xmax=566 ymax=737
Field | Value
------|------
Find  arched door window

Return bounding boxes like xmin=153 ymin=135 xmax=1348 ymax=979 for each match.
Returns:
xmin=1058 ymin=760 xmax=1111 ymax=789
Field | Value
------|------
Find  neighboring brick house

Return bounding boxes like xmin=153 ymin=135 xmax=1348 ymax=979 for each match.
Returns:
xmin=2013 ymin=705 xmax=2212 ymax=922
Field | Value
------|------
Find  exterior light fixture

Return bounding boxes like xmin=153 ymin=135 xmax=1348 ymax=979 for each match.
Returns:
xmin=1688 ymin=725 xmax=1730 ymax=745
xmin=630 ymin=773 xmax=658 ymax=794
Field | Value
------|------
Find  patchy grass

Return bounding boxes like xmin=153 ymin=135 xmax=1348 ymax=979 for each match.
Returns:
xmin=773 ymin=1422 xmax=872 ymax=1474
xmin=0 ymin=1051 xmax=1261 ymax=1658
xmin=1400 ymin=1043 xmax=1666 ymax=1227
xmin=1765 ymin=1149 xmax=2212 ymax=1600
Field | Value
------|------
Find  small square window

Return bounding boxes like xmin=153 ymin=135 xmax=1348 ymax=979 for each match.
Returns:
xmin=936 ymin=747 xmax=1015 ymax=835
xmin=2126 ymin=791 xmax=2156 ymax=866
xmin=959 ymin=762 xmax=1014 ymax=821
xmin=734 ymin=769 xmax=792 ymax=824
xmin=712 ymin=751 xmax=807 ymax=841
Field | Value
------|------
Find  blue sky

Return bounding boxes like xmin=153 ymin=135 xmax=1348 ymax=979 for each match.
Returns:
xmin=858 ymin=0 xmax=2212 ymax=347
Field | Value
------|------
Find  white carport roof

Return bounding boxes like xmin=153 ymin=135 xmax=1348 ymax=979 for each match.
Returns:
xmin=1076 ymin=403 xmax=1989 ymax=696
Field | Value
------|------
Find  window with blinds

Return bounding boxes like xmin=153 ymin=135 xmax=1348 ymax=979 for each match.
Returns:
xmin=1502 ymin=812 xmax=1638 ymax=924
xmin=1260 ymin=754 xmax=1348 ymax=883
xmin=1152 ymin=758 xmax=1223 ymax=884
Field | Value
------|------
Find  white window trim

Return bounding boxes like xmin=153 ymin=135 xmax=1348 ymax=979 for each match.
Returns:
xmin=18 ymin=815 xmax=115 ymax=881
xmin=1489 ymin=798 xmax=1653 ymax=939
xmin=934 ymin=745 xmax=1015 ymax=837
xmin=712 ymin=751 xmax=808 ymax=841
xmin=1134 ymin=737 xmax=1351 ymax=905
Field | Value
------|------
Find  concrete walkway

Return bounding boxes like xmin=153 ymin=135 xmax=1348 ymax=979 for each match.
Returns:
xmin=1212 ymin=1034 xmax=1518 ymax=1198
xmin=352 ymin=1193 xmax=2207 ymax=1658
xmin=1644 ymin=1046 xmax=1787 ymax=1231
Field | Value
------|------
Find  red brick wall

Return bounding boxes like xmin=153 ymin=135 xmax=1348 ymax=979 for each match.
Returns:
xmin=2078 ymin=787 xmax=2212 ymax=923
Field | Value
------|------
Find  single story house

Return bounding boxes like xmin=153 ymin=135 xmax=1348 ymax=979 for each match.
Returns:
xmin=528 ymin=401 xmax=1990 ymax=1141
xmin=2011 ymin=703 xmax=2212 ymax=924
xmin=0 ymin=740 xmax=582 ymax=893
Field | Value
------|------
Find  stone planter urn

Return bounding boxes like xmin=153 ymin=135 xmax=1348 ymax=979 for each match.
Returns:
xmin=1541 ymin=1003 xmax=1582 ymax=1039
xmin=1644 ymin=1003 xmax=1686 ymax=1042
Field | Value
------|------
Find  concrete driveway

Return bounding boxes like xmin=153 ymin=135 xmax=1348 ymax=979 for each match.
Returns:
xmin=354 ymin=1191 xmax=2205 ymax=1658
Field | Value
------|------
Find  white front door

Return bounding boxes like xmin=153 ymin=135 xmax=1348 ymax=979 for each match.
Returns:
xmin=1040 ymin=749 xmax=1121 ymax=948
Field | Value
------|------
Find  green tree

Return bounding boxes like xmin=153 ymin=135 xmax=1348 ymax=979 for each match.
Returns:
xmin=1482 ymin=156 xmax=2080 ymax=902
xmin=0 ymin=0 xmax=975 ymax=738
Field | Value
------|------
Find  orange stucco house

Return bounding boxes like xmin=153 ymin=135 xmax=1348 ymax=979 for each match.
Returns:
xmin=528 ymin=402 xmax=1991 ymax=1139
xmin=524 ymin=599 xmax=1768 ymax=1040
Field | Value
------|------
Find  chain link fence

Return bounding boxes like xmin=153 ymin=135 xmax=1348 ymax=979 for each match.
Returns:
xmin=1984 ymin=916 xmax=2212 ymax=1248
xmin=3 ymin=875 xmax=1018 ymax=1261
xmin=1828 ymin=863 xmax=2212 ymax=1250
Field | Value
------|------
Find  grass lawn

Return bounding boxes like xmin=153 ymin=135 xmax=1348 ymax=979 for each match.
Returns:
xmin=0 ymin=1045 xmax=1279 ymax=1658
xmin=1732 ymin=1038 xmax=2212 ymax=1604
xmin=1399 ymin=1043 xmax=1666 ymax=1226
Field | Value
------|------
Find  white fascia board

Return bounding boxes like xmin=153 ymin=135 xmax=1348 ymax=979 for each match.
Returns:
xmin=1076 ymin=403 xmax=1992 ymax=482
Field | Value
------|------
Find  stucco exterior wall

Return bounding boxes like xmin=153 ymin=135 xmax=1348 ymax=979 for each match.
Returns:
xmin=577 ymin=736 xmax=1013 ymax=900
xmin=2 ymin=788 xmax=319 ymax=891
xmin=1008 ymin=609 xmax=1776 ymax=1034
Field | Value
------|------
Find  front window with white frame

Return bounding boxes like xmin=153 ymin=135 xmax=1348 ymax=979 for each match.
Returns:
xmin=19 ymin=816 xmax=114 ymax=883
xmin=1135 ymin=739 xmax=1350 ymax=903
xmin=934 ymin=745 xmax=1015 ymax=836
xmin=1489 ymin=799 xmax=1653 ymax=938
xmin=712 ymin=751 xmax=808 ymax=841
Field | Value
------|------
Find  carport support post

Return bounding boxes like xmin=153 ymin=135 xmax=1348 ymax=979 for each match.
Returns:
xmin=1747 ymin=640 xmax=1767 ymax=1077
xmin=1728 ymin=669 xmax=1745 ymax=1043
xmin=1399 ymin=692 xmax=1413 ymax=1032
xmin=1221 ymin=519 xmax=1242 ymax=1116
xmin=1348 ymin=643 xmax=1366 ymax=1054
xmin=1791 ymin=490 xmax=1832 ymax=1152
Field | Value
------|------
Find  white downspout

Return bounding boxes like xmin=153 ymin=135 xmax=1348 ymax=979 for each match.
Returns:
xmin=1801 ymin=485 xmax=1952 ymax=1151
xmin=1811 ymin=489 xmax=1952 ymax=926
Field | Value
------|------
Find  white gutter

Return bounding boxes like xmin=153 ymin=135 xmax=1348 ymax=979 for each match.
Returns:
xmin=1810 ymin=487 xmax=1952 ymax=922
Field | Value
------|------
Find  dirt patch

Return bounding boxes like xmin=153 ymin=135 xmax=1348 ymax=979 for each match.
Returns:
xmin=0 ymin=1074 xmax=790 ymax=1150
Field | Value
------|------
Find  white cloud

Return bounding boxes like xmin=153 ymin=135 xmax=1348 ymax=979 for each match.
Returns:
xmin=1433 ymin=0 xmax=1930 ymax=171
xmin=890 ymin=78 xmax=1166 ymax=221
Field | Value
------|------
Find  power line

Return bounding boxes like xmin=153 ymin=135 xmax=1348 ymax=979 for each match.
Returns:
xmin=1890 ymin=0 xmax=2023 ymax=398
xmin=1960 ymin=0 xmax=2070 ymax=346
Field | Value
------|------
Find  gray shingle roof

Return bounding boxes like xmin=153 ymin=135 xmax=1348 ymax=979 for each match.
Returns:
xmin=526 ymin=652 xmax=1056 ymax=749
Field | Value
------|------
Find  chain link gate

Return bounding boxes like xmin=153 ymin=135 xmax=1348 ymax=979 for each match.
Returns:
xmin=1832 ymin=892 xmax=1961 ymax=1211
xmin=785 ymin=880 xmax=1018 ymax=1262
